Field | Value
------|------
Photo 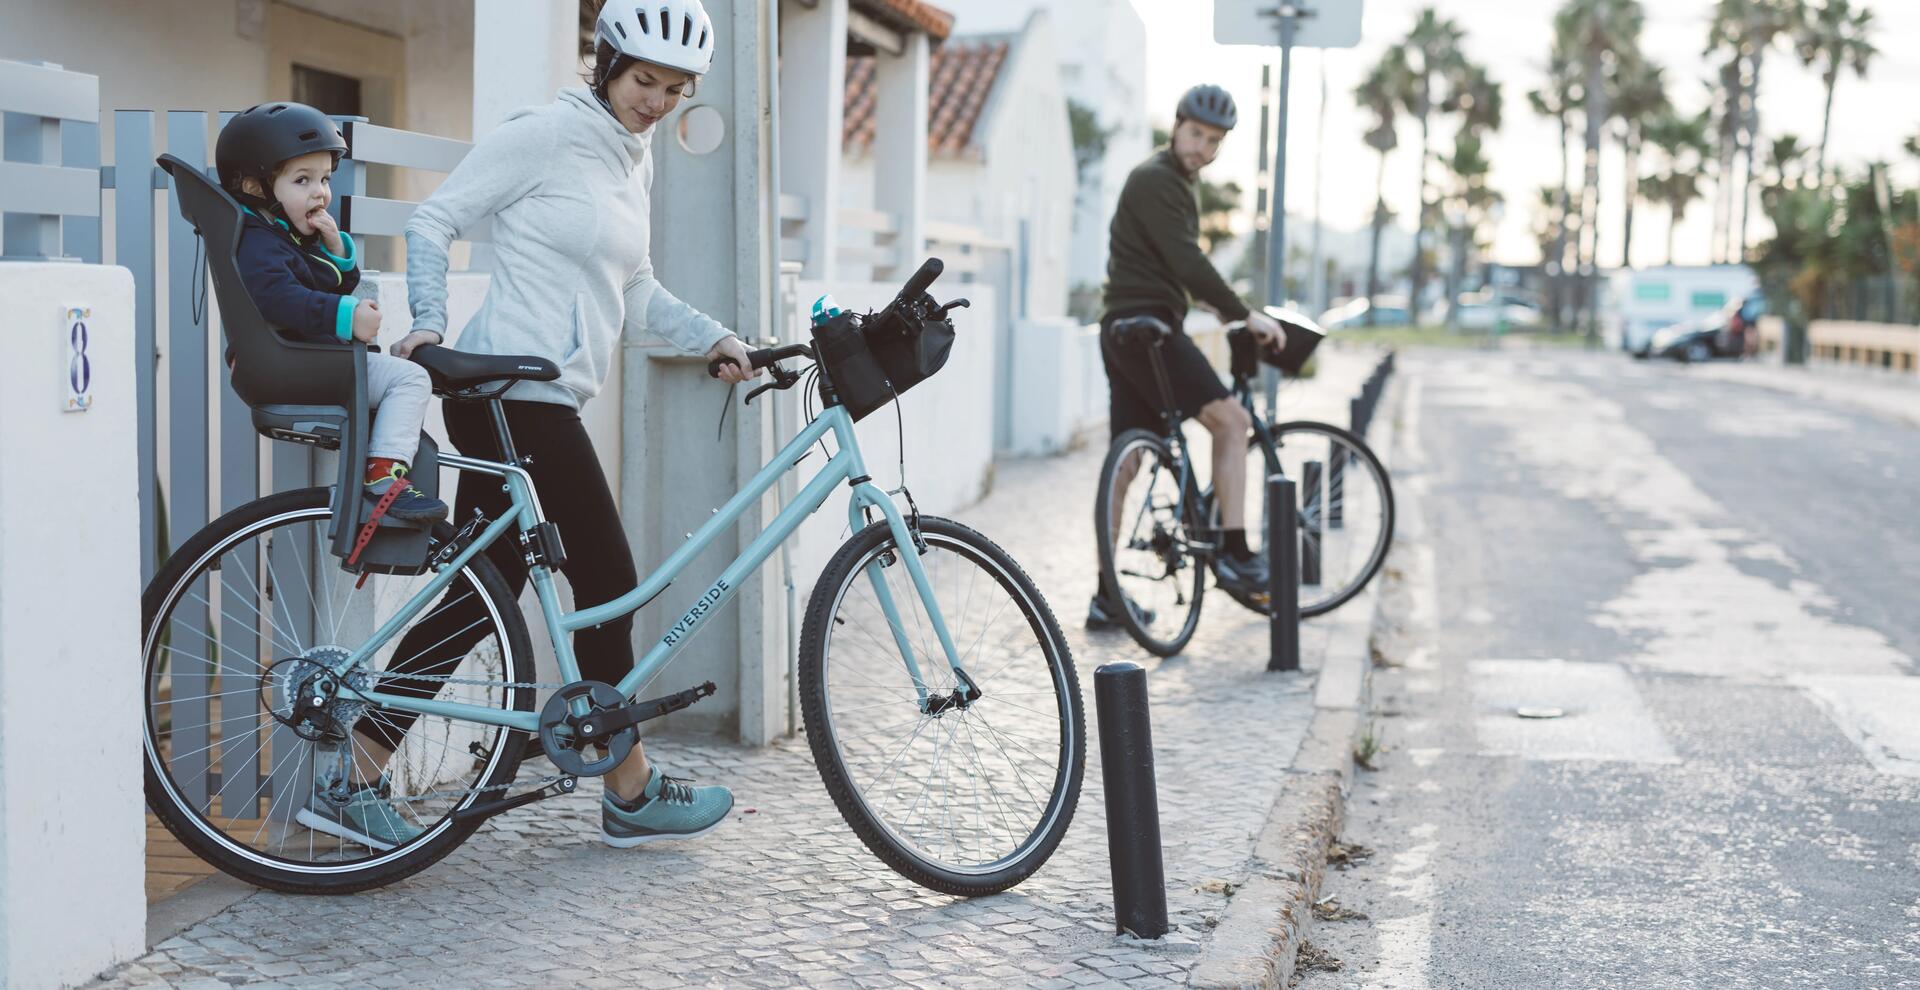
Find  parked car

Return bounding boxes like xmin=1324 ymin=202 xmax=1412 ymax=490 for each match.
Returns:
xmin=1321 ymin=295 xmax=1411 ymax=329
xmin=1648 ymin=315 xmax=1741 ymax=362
xmin=1448 ymin=295 xmax=1543 ymax=331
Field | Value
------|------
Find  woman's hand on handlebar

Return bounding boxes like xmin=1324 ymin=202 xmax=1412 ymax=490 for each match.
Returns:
xmin=706 ymin=334 xmax=762 ymax=384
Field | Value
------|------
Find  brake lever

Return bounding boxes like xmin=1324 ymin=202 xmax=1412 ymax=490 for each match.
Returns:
xmin=935 ymin=298 xmax=971 ymax=318
xmin=743 ymin=364 xmax=803 ymax=405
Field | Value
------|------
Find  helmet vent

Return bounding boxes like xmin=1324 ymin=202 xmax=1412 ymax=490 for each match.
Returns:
xmin=682 ymin=13 xmax=692 ymax=44
xmin=297 ymin=130 xmax=318 ymax=140
xmin=267 ymin=105 xmax=286 ymax=115
xmin=636 ymin=8 xmax=649 ymax=35
xmin=613 ymin=19 xmax=627 ymax=38
xmin=698 ymin=27 xmax=708 ymax=49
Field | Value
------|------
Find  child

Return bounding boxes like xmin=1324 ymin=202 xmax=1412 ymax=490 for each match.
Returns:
xmin=216 ymin=101 xmax=447 ymax=524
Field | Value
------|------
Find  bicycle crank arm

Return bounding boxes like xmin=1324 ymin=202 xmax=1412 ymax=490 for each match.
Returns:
xmin=450 ymin=775 xmax=578 ymax=826
xmin=575 ymin=681 xmax=718 ymax=741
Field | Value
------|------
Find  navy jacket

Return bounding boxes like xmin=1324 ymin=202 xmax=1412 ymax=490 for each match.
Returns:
xmin=234 ymin=207 xmax=362 ymax=349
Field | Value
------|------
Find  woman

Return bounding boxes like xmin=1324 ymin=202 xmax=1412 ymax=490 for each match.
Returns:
xmin=369 ymin=0 xmax=755 ymax=849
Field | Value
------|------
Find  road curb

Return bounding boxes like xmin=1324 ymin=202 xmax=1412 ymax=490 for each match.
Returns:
xmin=1190 ymin=353 xmax=1401 ymax=989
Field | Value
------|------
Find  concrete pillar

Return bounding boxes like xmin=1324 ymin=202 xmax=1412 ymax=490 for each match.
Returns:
xmin=471 ymin=0 xmax=582 ymax=139
xmin=776 ymin=0 xmax=845 ymax=282
xmin=0 ymin=263 xmax=142 ymax=988
xmin=871 ymin=31 xmax=929 ymax=281
xmin=624 ymin=0 xmax=789 ymax=744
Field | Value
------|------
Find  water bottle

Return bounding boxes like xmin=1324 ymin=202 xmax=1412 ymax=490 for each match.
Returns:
xmin=811 ymin=293 xmax=844 ymax=326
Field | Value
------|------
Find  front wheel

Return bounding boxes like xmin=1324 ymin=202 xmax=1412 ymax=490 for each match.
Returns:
xmin=799 ymin=516 xmax=1085 ymax=896
xmin=1206 ymin=420 xmax=1396 ymax=618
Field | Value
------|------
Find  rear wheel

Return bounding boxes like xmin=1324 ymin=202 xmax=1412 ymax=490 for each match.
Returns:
xmin=142 ymin=487 xmax=536 ymax=893
xmin=1095 ymin=429 xmax=1207 ymax=656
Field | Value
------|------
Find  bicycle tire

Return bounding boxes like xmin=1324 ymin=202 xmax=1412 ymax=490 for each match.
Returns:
xmin=142 ymin=487 xmax=536 ymax=894
xmin=1095 ymin=429 xmax=1207 ymax=656
xmin=799 ymin=516 xmax=1085 ymax=896
xmin=1207 ymin=420 xmax=1395 ymax=618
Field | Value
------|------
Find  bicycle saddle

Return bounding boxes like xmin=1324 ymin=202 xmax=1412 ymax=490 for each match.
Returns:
xmin=1110 ymin=315 xmax=1174 ymax=345
xmin=410 ymin=344 xmax=560 ymax=391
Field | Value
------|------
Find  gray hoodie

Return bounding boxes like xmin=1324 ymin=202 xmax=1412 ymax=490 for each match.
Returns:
xmin=405 ymin=87 xmax=732 ymax=408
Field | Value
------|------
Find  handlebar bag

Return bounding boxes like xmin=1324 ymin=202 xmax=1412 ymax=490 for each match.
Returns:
xmin=812 ymin=305 xmax=957 ymax=422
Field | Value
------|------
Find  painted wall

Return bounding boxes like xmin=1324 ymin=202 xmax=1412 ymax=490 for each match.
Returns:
xmin=0 ymin=264 xmax=144 ymax=988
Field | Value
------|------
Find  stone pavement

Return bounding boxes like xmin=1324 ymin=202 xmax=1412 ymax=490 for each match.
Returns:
xmin=96 ymin=349 xmax=1387 ymax=990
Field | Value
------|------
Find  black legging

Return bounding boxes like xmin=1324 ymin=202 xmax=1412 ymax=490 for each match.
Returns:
xmin=365 ymin=399 xmax=637 ymax=749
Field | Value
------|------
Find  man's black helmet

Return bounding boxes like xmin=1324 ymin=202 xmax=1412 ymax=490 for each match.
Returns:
xmin=215 ymin=102 xmax=347 ymax=201
xmin=1176 ymin=83 xmax=1238 ymax=131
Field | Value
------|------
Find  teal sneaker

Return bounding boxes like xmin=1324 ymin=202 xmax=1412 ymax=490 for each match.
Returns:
xmin=601 ymin=767 xmax=734 ymax=847
xmin=296 ymin=770 xmax=424 ymax=851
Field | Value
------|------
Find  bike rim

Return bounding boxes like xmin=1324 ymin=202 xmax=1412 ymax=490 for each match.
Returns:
xmin=1218 ymin=424 xmax=1391 ymax=613
xmin=1103 ymin=435 xmax=1205 ymax=647
xmin=819 ymin=531 xmax=1075 ymax=876
xmin=144 ymin=505 xmax=524 ymax=873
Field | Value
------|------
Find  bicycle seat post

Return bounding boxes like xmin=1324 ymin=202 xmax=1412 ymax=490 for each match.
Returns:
xmin=488 ymin=399 xmax=522 ymax=465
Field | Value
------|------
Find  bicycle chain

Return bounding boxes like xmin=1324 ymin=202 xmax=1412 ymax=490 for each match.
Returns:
xmin=335 ymin=669 xmax=581 ymax=806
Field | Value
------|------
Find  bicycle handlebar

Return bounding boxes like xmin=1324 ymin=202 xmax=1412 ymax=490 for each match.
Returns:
xmin=707 ymin=342 xmax=815 ymax=379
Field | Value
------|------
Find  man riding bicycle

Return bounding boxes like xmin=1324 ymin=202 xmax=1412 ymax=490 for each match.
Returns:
xmin=1089 ymin=83 xmax=1287 ymax=630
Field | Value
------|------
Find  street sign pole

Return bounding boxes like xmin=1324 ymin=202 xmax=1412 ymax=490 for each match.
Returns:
xmin=1262 ymin=5 xmax=1301 ymax=315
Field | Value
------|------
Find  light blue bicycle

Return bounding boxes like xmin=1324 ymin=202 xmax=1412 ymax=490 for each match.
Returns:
xmin=143 ymin=260 xmax=1086 ymax=896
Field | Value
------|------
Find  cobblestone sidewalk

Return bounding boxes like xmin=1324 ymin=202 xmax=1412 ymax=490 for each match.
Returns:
xmin=97 ymin=351 xmax=1382 ymax=990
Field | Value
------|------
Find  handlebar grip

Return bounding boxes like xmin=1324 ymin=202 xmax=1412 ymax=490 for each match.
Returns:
xmin=898 ymin=257 xmax=943 ymax=302
xmin=707 ymin=353 xmax=764 ymax=378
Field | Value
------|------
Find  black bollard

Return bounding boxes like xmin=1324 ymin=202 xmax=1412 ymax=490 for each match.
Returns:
xmin=1095 ymin=662 xmax=1168 ymax=939
xmin=1328 ymin=442 xmax=1346 ymax=531
xmin=1268 ymin=474 xmax=1300 ymax=672
xmin=1300 ymin=460 xmax=1322 ymax=586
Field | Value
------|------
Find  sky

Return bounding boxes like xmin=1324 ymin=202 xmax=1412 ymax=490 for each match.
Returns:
xmin=949 ymin=0 xmax=1920 ymax=268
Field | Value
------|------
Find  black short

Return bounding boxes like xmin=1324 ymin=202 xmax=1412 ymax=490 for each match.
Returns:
xmin=1100 ymin=306 xmax=1229 ymax=439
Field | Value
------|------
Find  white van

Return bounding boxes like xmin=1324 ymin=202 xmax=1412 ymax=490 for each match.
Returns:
xmin=1605 ymin=265 xmax=1758 ymax=356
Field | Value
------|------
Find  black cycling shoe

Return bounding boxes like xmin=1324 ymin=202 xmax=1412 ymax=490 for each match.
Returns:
xmin=1086 ymin=592 xmax=1155 ymax=631
xmin=1213 ymin=552 xmax=1272 ymax=600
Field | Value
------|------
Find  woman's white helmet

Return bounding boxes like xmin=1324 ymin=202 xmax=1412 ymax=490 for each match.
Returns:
xmin=595 ymin=1 xmax=716 ymax=78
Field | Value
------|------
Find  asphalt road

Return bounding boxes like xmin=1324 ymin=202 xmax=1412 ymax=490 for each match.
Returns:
xmin=1298 ymin=348 xmax=1920 ymax=990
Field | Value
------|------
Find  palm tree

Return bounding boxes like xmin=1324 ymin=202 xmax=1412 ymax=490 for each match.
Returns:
xmin=1794 ymin=0 xmax=1877 ymax=185
xmin=1441 ymin=132 xmax=1502 ymax=328
xmin=1641 ymin=110 xmax=1712 ymax=264
xmin=1440 ymin=65 xmax=1503 ymax=325
xmin=1392 ymin=8 xmax=1469 ymax=322
xmin=1555 ymin=0 xmax=1644 ymax=335
xmin=1762 ymin=134 xmax=1811 ymax=197
xmin=1357 ymin=48 xmax=1410 ymax=327
xmin=1708 ymin=0 xmax=1799 ymax=262
xmin=1529 ymin=43 xmax=1582 ymax=327
xmin=1611 ymin=55 xmax=1670 ymax=269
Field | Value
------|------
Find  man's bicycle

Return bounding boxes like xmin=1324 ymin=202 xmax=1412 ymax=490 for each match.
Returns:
xmin=1092 ymin=311 xmax=1395 ymax=656
xmin=142 ymin=257 xmax=1085 ymax=896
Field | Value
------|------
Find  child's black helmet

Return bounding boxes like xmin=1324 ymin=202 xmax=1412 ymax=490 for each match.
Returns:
xmin=1176 ymin=84 xmax=1238 ymax=131
xmin=215 ymin=102 xmax=347 ymax=203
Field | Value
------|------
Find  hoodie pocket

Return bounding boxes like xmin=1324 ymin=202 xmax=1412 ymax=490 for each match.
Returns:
xmin=560 ymin=293 xmax=601 ymax=395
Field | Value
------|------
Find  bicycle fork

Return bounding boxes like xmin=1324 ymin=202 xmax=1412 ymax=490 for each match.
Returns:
xmin=846 ymin=483 xmax=977 ymax=714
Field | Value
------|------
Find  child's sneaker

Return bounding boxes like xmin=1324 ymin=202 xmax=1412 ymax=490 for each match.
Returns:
xmin=601 ymin=767 xmax=734 ymax=847
xmin=366 ymin=467 xmax=448 ymax=523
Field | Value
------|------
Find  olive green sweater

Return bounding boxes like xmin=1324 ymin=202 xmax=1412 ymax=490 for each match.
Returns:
xmin=1101 ymin=149 xmax=1251 ymax=324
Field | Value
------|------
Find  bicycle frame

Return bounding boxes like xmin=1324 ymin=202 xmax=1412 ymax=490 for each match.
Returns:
xmin=337 ymin=401 xmax=964 ymax=734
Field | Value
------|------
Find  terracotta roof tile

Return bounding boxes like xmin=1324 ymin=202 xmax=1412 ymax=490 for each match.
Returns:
xmin=843 ymin=37 xmax=1011 ymax=159
xmin=850 ymin=0 xmax=955 ymax=42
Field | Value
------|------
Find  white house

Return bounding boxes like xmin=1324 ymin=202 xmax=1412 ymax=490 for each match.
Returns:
xmin=841 ymin=10 xmax=1076 ymax=320
xmin=945 ymin=0 xmax=1151 ymax=312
